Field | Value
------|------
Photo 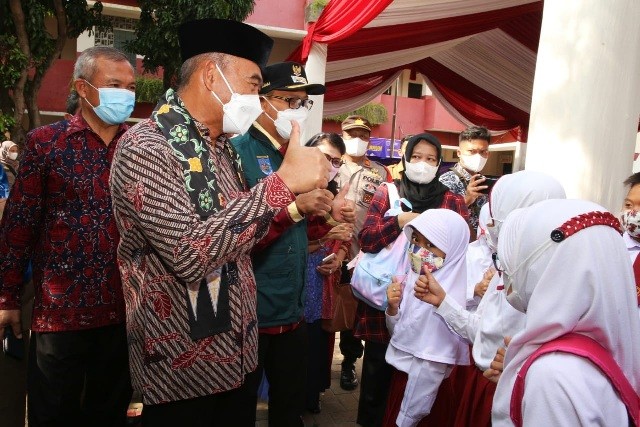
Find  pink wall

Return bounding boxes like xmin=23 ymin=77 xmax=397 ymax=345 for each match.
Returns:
xmin=246 ymin=0 xmax=307 ymax=31
xmin=320 ymin=93 xmax=466 ymax=142
xmin=377 ymin=94 xmax=427 ymax=139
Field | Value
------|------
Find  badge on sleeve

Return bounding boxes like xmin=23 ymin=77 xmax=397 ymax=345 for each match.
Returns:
xmin=257 ymin=156 xmax=273 ymax=176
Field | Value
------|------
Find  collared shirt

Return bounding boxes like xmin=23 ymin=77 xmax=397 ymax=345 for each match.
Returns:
xmin=335 ymin=158 xmax=392 ymax=259
xmin=111 ymin=116 xmax=295 ymax=404
xmin=0 ymin=114 xmax=127 ymax=332
xmin=439 ymin=162 xmax=488 ymax=229
xmin=623 ymin=231 xmax=640 ymax=262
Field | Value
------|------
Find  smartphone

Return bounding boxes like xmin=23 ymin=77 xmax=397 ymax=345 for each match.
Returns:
xmin=478 ymin=176 xmax=500 ymax=194
xmin=321 ymin=253 xmax=337 ymax=264
xmin=3 ymin=327 xmax=24 ymax=360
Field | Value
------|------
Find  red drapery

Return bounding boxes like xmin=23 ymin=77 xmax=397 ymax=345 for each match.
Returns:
xmin=324 ymin=67 xmax=403 ymax=102
xmin=324 ymin=2 xmax=542 ymax=61
xmin=415 ymin=58 xmax=529 ymax=136
xmin=287 ymin=0 xmax=544 ymax=139
xmin=296 ymin=0 xmax=393 ymax=62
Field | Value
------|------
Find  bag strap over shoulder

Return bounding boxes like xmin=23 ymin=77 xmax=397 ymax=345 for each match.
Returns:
xmin=383 ymin=182 xmax=412 ymax=216
xmin=384 ymin=182 xmax=400 ymax=206
xmin=510 ymin=332 xmax=640 ymax=427
xmin=449 ymin=165 xmax=469 ymax=186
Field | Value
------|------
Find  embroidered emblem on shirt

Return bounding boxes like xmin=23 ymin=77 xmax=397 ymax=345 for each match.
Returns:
xmin=362 ymin=182 xmax=377 ymax=205
xmin=257 ymin=156 xmax=273 ymax=176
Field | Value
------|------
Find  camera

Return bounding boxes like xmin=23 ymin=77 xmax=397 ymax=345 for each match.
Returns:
xmin=477 ymin=175 xmax=499 ymax=195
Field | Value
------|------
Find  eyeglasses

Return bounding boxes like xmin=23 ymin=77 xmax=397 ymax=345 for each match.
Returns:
xmin=491 ymin=252 xmax=504 ymax=274
xmin=324 ymin=153 xmax=344 ymax=168
xmin=266 ymin=95 xmax=314 ymax=110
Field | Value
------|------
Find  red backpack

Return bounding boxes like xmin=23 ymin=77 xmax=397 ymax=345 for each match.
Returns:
xmin=510 ymin=333 xmax=640 ymax=427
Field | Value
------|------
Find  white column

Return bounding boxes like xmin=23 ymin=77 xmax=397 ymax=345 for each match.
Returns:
xmin=525 ymin=0 xmax=640 ymax=212
xmin=303 ymin=42 xmax=328 ymax=144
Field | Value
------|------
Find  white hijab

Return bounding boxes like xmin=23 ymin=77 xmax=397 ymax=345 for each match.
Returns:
xmin=390 ymin=209 xmax=470 ymax=364
xmin=470 ymin=171 xmax=567 ymax=370
xmin=487 ymin=171 xmax=567 ymax=249
xmin=466 ymin=204 xmax=492 ymax=306
xmin=492 ymin=199 xmax=640 ymax=425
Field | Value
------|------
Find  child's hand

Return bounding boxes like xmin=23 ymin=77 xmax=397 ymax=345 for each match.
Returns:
xmin=483 ymin=336 xmax=511 ymax=383
xmin=414 ymin=267 xmax=446 ymax=307
xmin=386 ymin=278 xmax=403 ymax=316
xmin=474 ymin=267 xmax=496 ymax=298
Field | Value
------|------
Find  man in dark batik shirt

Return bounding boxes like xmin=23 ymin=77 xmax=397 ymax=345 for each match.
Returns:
xmin=0 ymin=46 xmax=136 ymax=426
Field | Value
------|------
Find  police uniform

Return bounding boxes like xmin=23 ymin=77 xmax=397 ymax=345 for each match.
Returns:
xmin=335 ymin=158 xmax=391 ymax=259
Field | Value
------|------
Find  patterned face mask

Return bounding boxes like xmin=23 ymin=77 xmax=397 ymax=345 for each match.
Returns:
xmin=621 ymin=210 xmax=640 ymax=239
xmin=408 ymin=243 xmax=445 ymax=274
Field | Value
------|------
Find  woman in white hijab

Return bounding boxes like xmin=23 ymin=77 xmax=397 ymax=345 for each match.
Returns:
xmin=383 ymin=208 xmax=470 ymax=427
xmin=416 ymin=170 xmax=566 ymax=426
xmin=492 ymin=199 xmax=640 ymax=426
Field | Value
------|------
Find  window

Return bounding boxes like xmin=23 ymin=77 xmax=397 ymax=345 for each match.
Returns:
xmin=94 ymin=16 xmax=138 ymax=66
xmin=383 ymin=86 xmax=392 ymax=95
xmin=407 ymin=82 xmax=423 ymax=99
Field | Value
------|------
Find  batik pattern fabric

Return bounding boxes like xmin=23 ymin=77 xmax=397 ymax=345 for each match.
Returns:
xmin=0 ymin=115 xmax=127 ymax=332
xmin=439 ymin=162 xmax=487 ymax=229
xmin=110 ymin=98 xmax=295 ymax=404
xmin=153 ymin=89 xmax=250 ymax=340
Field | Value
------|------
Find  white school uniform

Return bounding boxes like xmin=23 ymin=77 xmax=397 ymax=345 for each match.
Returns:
xmin=385 ymin=209 xmax=470 ymax=427
xmin=492 ymin=200 xmax=640 ymax=426
xmin=435 ymin=171 xmax=566 ymax=371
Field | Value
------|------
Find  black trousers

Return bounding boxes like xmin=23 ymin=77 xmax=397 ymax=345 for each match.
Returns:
xmin=305 ymin=320 xmax=331 ymax=408
xmin=257 ymin=323 xmax=308 ymax=427
xmin=357 ymin=340 xmax=393 ymax=427
xmin=339 ymin=328 xmax=364 ymax=367
xmin=27 ymin=323 xmax=132 ymax=427
xmin=141 ymin=369 xmax=262 ymax=427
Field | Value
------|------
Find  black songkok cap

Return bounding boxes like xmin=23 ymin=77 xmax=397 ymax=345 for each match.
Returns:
xmin=178 ymin=19 xmax=274 ymax=68
xmin=260 ymin=62 xmax=326 ymax=95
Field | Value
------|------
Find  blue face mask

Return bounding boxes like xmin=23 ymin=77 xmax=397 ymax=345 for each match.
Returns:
xmin=83 ymin=80 xmax=135 ymax=125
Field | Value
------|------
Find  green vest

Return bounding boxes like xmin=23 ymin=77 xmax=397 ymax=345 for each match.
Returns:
xmin=232 ymin=126 xmax=308 ymax=327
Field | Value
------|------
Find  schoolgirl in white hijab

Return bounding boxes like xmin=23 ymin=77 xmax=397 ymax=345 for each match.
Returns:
xmin=434 ymin=170 xmax=566 ymax=370
xmin=492 ymin=199 xmax=640 ymax=426
xmin=414 ymin=171 xmax=566 ymax=426
xmin=385 ymin=208 xmax=470 ymax=427
xmin=465 ymin=204 xmax=493 ymax=312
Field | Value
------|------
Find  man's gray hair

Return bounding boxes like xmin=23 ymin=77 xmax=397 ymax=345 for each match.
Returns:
xmin=177 ymin=52 xmax=230 ymax=90
xmin=73 ymin=46 xmax=132 ymax=81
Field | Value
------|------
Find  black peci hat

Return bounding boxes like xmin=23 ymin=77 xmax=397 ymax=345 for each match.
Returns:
xmin=259 ymin=62 xmax=326 ymax=95
xmin=178 ymin=19 xmax=274 ymax=68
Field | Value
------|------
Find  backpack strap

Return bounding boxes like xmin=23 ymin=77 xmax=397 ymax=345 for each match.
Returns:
xmin=510 ymin=333 xmax=639 ymax=427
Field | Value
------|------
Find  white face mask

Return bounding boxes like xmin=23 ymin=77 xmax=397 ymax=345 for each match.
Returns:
xmin=404 ymin=160 xmax=439 ymax=184
xmin=263 ymin=98 xmax=309 ymax=140
xmin=211 ymin=64 xmax=262 ymax=135
xmin=460 ymin=153 xmax=488 ymax=173
xmin=7 ymin=152 xmax=18 ymax=160
xmin=504 ymin=272 xmax=527 ymax=313
xmin=344 ymin=137 xmax=368 ymax=157
xmin=329 ymin=165 xmax=340 ymax=181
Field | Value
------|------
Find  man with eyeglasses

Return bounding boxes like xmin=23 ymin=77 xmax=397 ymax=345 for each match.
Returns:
xmin=233 ymin=61 xmax=354 ymax=426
